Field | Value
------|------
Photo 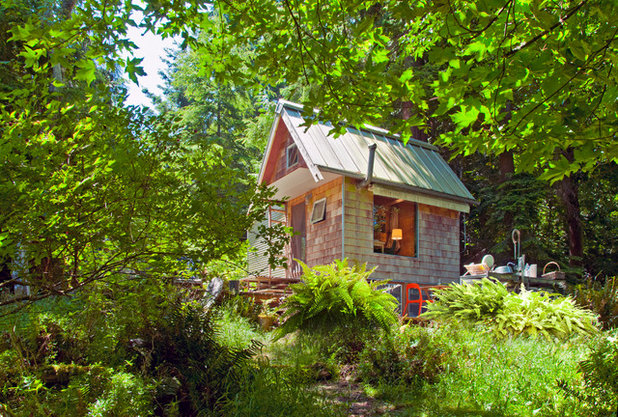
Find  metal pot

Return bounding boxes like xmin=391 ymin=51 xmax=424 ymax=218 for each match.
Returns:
xmin=494 ymin=265 xmax=513 ymax=274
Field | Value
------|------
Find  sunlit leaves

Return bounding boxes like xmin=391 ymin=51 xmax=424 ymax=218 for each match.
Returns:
xmin=0 ymin=0 xmax=280 ymax=304
xmin=180 ymin=0 xmax=618 ymax=181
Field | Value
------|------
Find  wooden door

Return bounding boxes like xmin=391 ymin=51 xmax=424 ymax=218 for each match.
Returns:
xmin=290 ymin=202 xmax=306 ymax=277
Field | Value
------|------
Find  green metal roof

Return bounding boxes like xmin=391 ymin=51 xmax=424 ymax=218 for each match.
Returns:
xmin=275 ymin=100 xmax=475 ymax=205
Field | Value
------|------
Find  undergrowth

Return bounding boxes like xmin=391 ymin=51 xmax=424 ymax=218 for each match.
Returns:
xmin=360 ymin=322 xmax=596 ymax=417
xmin=424 ymin=278 xmax=598 ymax=338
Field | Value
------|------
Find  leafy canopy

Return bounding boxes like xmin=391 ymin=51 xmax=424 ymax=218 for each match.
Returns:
xmin=0 ymin=0 xmax=285 ymax=305
xmin=191 ymin=0 xmax=618 ymax=181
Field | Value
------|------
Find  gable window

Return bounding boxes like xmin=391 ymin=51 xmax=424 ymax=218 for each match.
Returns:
xmin=286 ymin=143 xmax=299 ymax=168
xmin=373 ymin=195 xmax=417 ymax=257
xmin=310 ymin=198 xmax=327 ymax=224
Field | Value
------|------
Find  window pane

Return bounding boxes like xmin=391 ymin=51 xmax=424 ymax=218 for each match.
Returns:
xmin=373 ymin=195 xmax=417 ymax=257
xmin=286 ymin=144 xmax=299 ymax=168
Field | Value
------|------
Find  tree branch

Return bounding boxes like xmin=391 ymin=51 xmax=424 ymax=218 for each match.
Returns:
xmin=504 ymin=0 xmax=589 ymax=58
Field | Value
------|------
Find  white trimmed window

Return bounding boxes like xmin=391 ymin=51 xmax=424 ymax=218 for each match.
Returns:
xmin=310 ymin=198 xmax=327 ymax=224
xmin=286 ymin=143 xmax=299 ymax=168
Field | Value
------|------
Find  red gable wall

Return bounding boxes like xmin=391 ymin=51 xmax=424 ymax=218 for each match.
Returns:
xmin=261 ymin=119 xmax=308 ymax=186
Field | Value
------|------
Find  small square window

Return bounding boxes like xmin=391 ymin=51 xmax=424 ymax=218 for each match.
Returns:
xmin=286 ymin=144 xmax=299 ymax=168
xmin=310 ymin=198 xmax=327 ymax=224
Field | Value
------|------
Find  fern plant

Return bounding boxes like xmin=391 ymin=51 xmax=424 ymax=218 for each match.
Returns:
xmin=573 ymin=276 xmax=618 ymax=329
xmin=275 ymin=259 xmax=398 ymax=356
xmin=559 ymin=330 xmax=618 ymax=416
xmin=424 ymin=278 xmax=599 ymax=339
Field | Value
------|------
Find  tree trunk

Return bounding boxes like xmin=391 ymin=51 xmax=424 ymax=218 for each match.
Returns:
xmin=498 ymin=151 xmax=514 ymax=182
xmin=557 ymin=173 xmax=584 ymax=267
xmin=499 ymin=151 xmax=515 ymax=231
xmin=401 ymin=100 xmax=428 ymax=142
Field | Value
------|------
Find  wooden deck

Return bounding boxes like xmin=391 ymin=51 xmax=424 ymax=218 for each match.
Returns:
xmin=239 ymin=276 xmax=301 ymax=304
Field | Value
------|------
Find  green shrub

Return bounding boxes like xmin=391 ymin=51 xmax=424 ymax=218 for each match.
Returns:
xmin=358 ymin=324 xmax=451 ymax=386
xmin=425 ymin=278 xmax=599 ymax=338
xmin=362 ymin=321 xmax=593 ymax=417
xmin=213 ymin=300 xmax=267 ymax=350
xmin=136 ymin=298 xmax=260 ymax=415
xmin=573 ymin=276 xmax=618 ymax=329
xmin=560 ymin=329 xmax=618 ymax=416
xmin=220 ymin=294 xmax=262 ymax=326
xmin=581 ymin=330 xmax=618 ymax=409
xmin=275 ymin=259 xmax=398 ymax=360
xmin=0 ymin=278 xmax=260 ymax=416
xmin=0 ymin=364 xmax=151 ymax=417
xmin=87 ymin=371 xmax=151 ymax=417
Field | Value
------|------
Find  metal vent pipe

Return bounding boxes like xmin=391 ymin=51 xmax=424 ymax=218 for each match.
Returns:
xmin=359 ymin=143 xmax=377 ymax=188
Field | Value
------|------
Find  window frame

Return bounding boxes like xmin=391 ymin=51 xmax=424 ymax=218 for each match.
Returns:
xmin=286 ymin=143 xmax=299 ymax=168
xmin=310 ymin=197 xmax=327 ymax=224
xmin=372 ymin=196 xmax=418 ymax=258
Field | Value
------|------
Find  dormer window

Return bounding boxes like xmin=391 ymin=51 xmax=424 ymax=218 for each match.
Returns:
xmin=286 ymin=143 xmax=299 ymax=168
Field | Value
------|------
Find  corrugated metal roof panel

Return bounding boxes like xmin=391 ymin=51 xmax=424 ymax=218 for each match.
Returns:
xmin=278 ymin=103 xmax=475 ymax=203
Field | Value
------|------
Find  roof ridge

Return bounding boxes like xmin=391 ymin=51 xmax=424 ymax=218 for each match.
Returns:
xmin=277 ymin=99 xmax=437 ymax=151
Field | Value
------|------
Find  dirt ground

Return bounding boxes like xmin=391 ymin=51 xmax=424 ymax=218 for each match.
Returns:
xmin=319 ymin=379 xmax=377 ymax=417
xmin=317 ymin=366 xmax=398 ymax=417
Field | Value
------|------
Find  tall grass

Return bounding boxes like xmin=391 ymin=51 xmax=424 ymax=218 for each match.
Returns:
xmin=221 ymin=365 xmax=345 ymax=417
xmin=362 ymin=322 xmax=594 ymax=417
xmin=213 ymin=304 xmax=268 ymax=350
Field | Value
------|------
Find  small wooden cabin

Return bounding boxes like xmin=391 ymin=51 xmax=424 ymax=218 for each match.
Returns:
xmin=247 ymin=100 xmax=476 ymax=314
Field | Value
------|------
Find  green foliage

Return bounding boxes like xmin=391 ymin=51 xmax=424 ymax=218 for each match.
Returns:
xmin=0 ymin=0 xmax=288 ymax=306
xmin=221 ymin=293 xmax=263 ymax=325
xmin=156 ymin=35 xmax=274 ymax=177
xmin=192 ymin=0 xmax=618 ymax=181
xmin=579 ymin=166 xmax=618 ymax=276
xmin=424 ymin=279 xmax=599 ymax=338
xmin=213 ymin=299 xmax=267 ymax=351
xmin=423 ymin=278 xmax=510 ymax=321
xmin=0 ymin=278 xmax=263 ymax=416
xmin=559 ymin=330 xmax=618 ymax=416
xmin=221 ymin=365 xmax=345 ymax=417
xmin=578 ymin=330 xmax=618 ymax=415
xmin=362 ymin=322 xmax=593 ymax=417
xmin=358 ymin=324 xmax=448 ymax=386
xmin=1 ymin=364 xmax=152 ymax=417
xmin=87 ymin=371 xmax=151 ymax=417
xmin=278 ymin=259 xmax=398 ymax=336
xmin=132 ymin=297 xmax=261 ymax=415
xmin=462 ymin=163 xmax=566 ymax=263
xmin=573 ymin=277 xmax=618 ymax=329
xmin=276 ymin=259 xmax=398 ymax=359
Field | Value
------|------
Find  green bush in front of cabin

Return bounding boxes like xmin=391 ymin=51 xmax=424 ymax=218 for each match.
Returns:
xmin=424 ymin=278 xmax=599 ymax=338
xmin=275 ymin=259 xmax=399 ymax=361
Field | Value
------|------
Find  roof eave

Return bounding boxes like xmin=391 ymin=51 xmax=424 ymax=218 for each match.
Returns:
xmin=257 ymin=113 xmax=283 ymax=185
xmin=318 ymin=166 xmax=478 ymax=206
